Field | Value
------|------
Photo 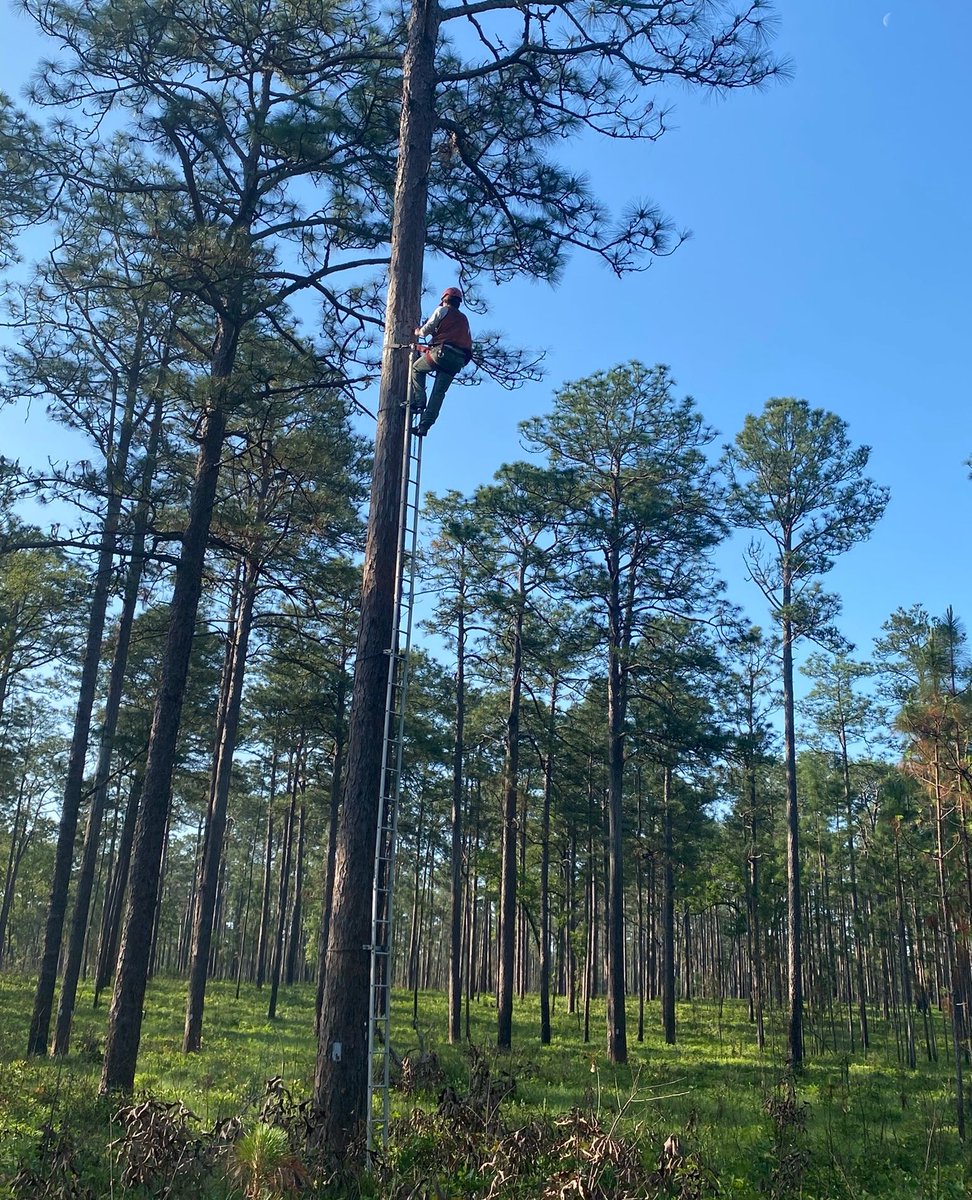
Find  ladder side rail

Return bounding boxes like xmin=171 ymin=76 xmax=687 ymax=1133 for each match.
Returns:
xmin=373 ymin=413 xmax=424 ymax=1150
xmin=366 ymin=358 xmax=420 ymax=1163
xmin=375 ymin=433 xmax=424 ymax=1143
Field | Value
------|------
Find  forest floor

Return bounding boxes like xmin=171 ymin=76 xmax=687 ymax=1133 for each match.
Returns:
xmin=0 ymin=975 xmax=968 ymax=1198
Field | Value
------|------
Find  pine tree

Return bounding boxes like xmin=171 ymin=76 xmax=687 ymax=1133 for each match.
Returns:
xmin=318 ymin=1 xmax=782 ymax=1149
xmin=723 ymin=397 xmax=888 ymax=1069
xmin=525 ymin=362 xmax=724 ymax=1063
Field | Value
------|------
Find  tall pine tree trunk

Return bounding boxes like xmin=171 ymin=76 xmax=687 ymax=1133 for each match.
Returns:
xmin=933 ymin=754 xmax=964 ymax=1138
xmin=661 ymin=766 xmax=676 ymax=1045
xmin=781 ymin=605 xmax=804 ymax=1070
xmin=94 ymin=774 xmax=143 ymax=1004
xmin=497 ymin=594 xmax=524 ymax=1051
xmin=747 ymin=770 xmax=766 ymax=1049
xmin=235 ymin=840 xmax=256 ymax=998
xmin=539 ymin=678 xmax=557 ymax=1045
xmin=839 ymin=730 xmax=869 ymax=1050
xmin=605 ymin=561 xmax=628 ymax=1064
xmin=256 ymin=763 xmax=277 ymax=989
xmin=892 ymin=826 xmax=917 ymax=1069
xmin=448 ymin=603 xmax=466 ymax=1044
xmin=30 ymin=344 xmax=144 ymax=1057
xmin=268 ymin=752 xmax=299 ymax=1020
xmin=101 ymin=317 xmax=238 ymax=1092
xmin=53 ymin=384 xmax=166 ymax=1054
xmin=313 ymin=0 xmax=437 ymax=1150
xmin=285 ymin=802 xmax=306 ymax=986
xmin=315 ymin=716 xmax=345 ymax=1034
xmin=0 ymin=767 xmax=32 ymax=967
xmin=184 ymin=557 xmax=259 ymax=1051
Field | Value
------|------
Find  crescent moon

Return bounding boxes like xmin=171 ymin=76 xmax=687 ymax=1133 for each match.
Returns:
xmin=883 ymin=12 xmax=891 ymax=26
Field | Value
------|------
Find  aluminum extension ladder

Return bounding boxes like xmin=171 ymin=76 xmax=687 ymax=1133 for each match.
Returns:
xmin=365 ymin=364 xmax=424 ymax=1165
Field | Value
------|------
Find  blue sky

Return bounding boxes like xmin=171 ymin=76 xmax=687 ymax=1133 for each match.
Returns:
xmin=421 ymin=0 xmax=971 ymax=660
xmin=2 ymin=0 xmax=970 ymax=667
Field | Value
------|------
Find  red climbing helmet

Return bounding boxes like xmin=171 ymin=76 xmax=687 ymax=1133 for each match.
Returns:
xmin=441 ymin=287 xmax=463 ymax=305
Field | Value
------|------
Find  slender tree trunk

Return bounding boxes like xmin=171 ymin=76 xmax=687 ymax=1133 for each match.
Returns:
xmin=0 ymin=768 xmax=33 ymax=966
xmin=52 ymin=383 xmax=167 ymax=1055
xmin=407 ymin=792 xmax=427 ymax=995
xmin=893 ymin=827 xmax=916 ymax=1069
xmin=747 ymin=769 xmax=766 ymax=1050
xmin=30 ymin=349 xmax=144 ymax=1057
xmin=448 ymin=602 xmax=466 ymax=1044
xmin=94 ymin=773 xmax=143 ymax=1004
xmin=780 ymin=609 xmax=804 ymax=1069
xmin=149 ymin=807 xmax=172 ymax=980
xmin=268 ymin=755 xmax=299 ymax=1020
xmin=462 ymin=832 xmax=473 ymax=1035
xmin=101 ymin=318 xmax=238 ymax=1092
xmin=0 ymin=643 xmax=15 ymax=731
xmin=566 ymin=831 xmax=577 ymax=1015
xmin=497 ymin=595 xmax=524 ymax=1051
xmin=256 ymin=763 xmax=277 ymax=988
xmin=313 ymin=0 xmax=437 ymax=1150
xmin=184 ymin=557 xmax=259 ymax=1051
xmin=661 ymin=766 xmax=676 ymax=1045
xmin=235 ymin=838 xmax=256 ymax=998
xmin=933 ymin=754 xmax=964 ymax=1138
xmin=605 ymin=558 xmax=628 ymax=1064
xmin=285 ymin=802 xmax=307 ymax=986
xmin=539 ymin=679 xmax=557 ymax=1045
xmin=412 ymin=832 xmax=434 ymax=1019
xmin=839 ymin=729 xmax=869 ymax=1050
xmin=682 ymin=903 xmax=692 ymax=1001
xmin=315 ymin=708 xmax=346 ymax=1034
xmin=636 ymin=808 xmax=645 ymax=1043
xmin=583 ymin=842 xmax=595 ymax=1045
xmin=179 ymin=815 xmax=205 ymax=975
xmin=516 ymin=787 xmax=528 ymax=1000
xmin=583 ymin=772 xmax=596 ymax=1044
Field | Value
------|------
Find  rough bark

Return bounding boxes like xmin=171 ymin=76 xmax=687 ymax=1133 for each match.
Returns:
xmin=313 ymin=0 xmax=437 ymax=1145
xmin=100 ymin=327 xmax=235 ymax=1091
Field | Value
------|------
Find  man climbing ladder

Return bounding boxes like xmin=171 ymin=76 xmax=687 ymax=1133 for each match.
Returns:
xmin=410 ymin=286 xmax=473 ymax=436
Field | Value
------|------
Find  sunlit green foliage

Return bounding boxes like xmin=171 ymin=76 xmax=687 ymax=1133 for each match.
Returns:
xmin=0 ymin=977 xmax=969 ymax=1198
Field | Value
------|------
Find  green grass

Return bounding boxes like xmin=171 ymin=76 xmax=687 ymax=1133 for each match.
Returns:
xmin=0 ymin=975 xmax=969 ymax=1197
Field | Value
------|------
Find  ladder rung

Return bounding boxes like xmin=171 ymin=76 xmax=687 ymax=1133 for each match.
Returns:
xmin=368 ymin=425 xmax=424 ymax=1165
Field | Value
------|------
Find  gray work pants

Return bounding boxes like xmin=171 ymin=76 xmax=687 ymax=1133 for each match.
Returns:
xmin=410 ymin=345 xmax=466 ymax=433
